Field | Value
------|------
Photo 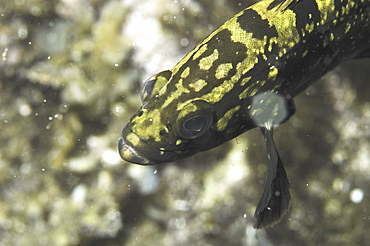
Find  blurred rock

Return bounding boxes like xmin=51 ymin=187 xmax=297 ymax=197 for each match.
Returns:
xmin=0 ymin=0 xmax=369 ymax=246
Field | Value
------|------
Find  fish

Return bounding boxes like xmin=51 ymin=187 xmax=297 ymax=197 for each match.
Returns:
xmin=118 ymin=0 xmax=370 ymax=228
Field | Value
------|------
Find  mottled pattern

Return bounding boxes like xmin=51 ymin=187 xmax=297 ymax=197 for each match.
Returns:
xmin=119 ymin=0 xmax=370 ymax=225
xmin=120 ymin=0 xmax=370 ymax=163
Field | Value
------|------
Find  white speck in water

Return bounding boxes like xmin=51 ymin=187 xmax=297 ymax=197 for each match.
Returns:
xmin=2 ymin=47 xmax=8 ymax=61
xmin=19 ymin=103 xmax=32 ymax=117
xmin=59 ymin=103 xmax=69 ymax=113
xmin=71 ymin=184 xmax=87 ymax=208
xmin=350 ymin=188 xmax=364 ymax=204
xmin=48 ymin=55 xmax=51 ymax=60
xmin=17 ymin=26 xmax=28 ymax=39
xmin=267 ymin=207 xmax=272 ymax=211
xmin=41 ymin=168 xmax=46 ymax=172
xmin=54 ymin=114 xmax=63 ymax=120
xmin=48 ymin=116 xmax=53 ymax=121
xmin=243 ymin=213 xmax=247 ymax=218
xmin=180 ymin=38 xmax=189 ymax=47
xmin=114 ymin=63 xmax=118 ymax=67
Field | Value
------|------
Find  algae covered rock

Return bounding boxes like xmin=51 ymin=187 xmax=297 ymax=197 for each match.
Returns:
xmin=0 ymin=0 xmax=369 ymax=245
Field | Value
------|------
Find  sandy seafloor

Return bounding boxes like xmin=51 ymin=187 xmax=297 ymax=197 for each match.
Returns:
xmin=0 ymin=0 xmax=369 ymax=245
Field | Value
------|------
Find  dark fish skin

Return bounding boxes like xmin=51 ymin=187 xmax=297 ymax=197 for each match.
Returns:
xmin=118 ymin=0 xmax=370 ymax=228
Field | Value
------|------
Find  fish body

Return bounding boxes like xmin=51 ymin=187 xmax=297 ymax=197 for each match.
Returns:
xmin=118 ymin=0 xmax=370 ymax=228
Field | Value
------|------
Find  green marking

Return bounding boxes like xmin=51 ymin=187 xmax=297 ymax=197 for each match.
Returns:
xmin=216 ymin=106 xmax=241 ymax=131
xmin=198 ymin=49 xmax=219 ymax=70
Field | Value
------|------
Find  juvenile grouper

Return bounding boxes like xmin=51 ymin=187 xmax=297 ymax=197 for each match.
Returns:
xmin=118 ymin=0 xmax=370 ymax=228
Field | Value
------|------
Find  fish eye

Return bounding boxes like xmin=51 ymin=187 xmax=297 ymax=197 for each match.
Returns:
xmin=141 ymin=75 xmax=156 ymax=103
xmin=141 ymin=70 xmax=172 ymax=103
xmin=176 ymin=100 xmax=214 ymax=139
xmin=184 ymin=115 xmax=206 ymax=132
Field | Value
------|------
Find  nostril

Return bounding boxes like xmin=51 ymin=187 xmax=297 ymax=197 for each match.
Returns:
xmin=159 ymin=129 xmax=166 ymax=136
xmin=166 ymin=123 xmax=172 ymax=131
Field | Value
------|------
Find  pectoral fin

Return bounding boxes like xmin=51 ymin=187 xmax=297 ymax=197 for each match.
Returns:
xmin=253 ymin=127 xmax=291 ymax=229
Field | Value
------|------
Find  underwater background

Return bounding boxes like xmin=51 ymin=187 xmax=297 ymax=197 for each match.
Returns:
xmin=0 ymin=0 xmax=369 ymax=245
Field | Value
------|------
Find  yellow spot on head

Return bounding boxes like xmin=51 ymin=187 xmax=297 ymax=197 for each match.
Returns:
xmin=162 ymin=78 xmax=190 ymax=109
xmin=199 ymin=49 xmax=219 ymax=70
xmin=302 ymin=50 xmax=308 ymax=58
xmin=189 ymin=79 xmax=207 ymax=92
xmin=216 ymin=106 xmax=240 ymax=131
xmin=240 ymin=76 xmax=251 ymax=87
xmin=253 ymin=2 xmax=300 ymax=49
xmin=193 ymin=44 xmax=208 ymax=60
xmin=304 ymin=22 xmax=315 ymax=34
xmin=126 ymin=132 xmax=141 ymax=146
xmin=268 ymin=66 xmax=278 ymax=80
xmin=239 ymin=80 xmax=266 ymax=100
xmin=215 ymin=63 xmax=233 ymax=80
xmin=181 ymin=67 xmax=190 ymax=79
xmin=132 ymin=109 xmax=165 ymax=142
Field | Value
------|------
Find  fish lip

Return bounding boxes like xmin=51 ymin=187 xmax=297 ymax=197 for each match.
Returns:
xmin=118 ymin=136 xmax=154 ymax=165
xmin=118 ymin=126 xmax=195 ymax=164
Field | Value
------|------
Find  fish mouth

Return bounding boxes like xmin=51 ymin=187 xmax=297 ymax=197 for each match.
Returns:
xmin=118 ymin=128 xmax=182 ymax=165
xmin=118 ymin=125 xmax=201 ymax=165
xmin=118 ymin=128 xmax=195 ymax=165
xmin=118 ymin=136 xmax=153 ymax=165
